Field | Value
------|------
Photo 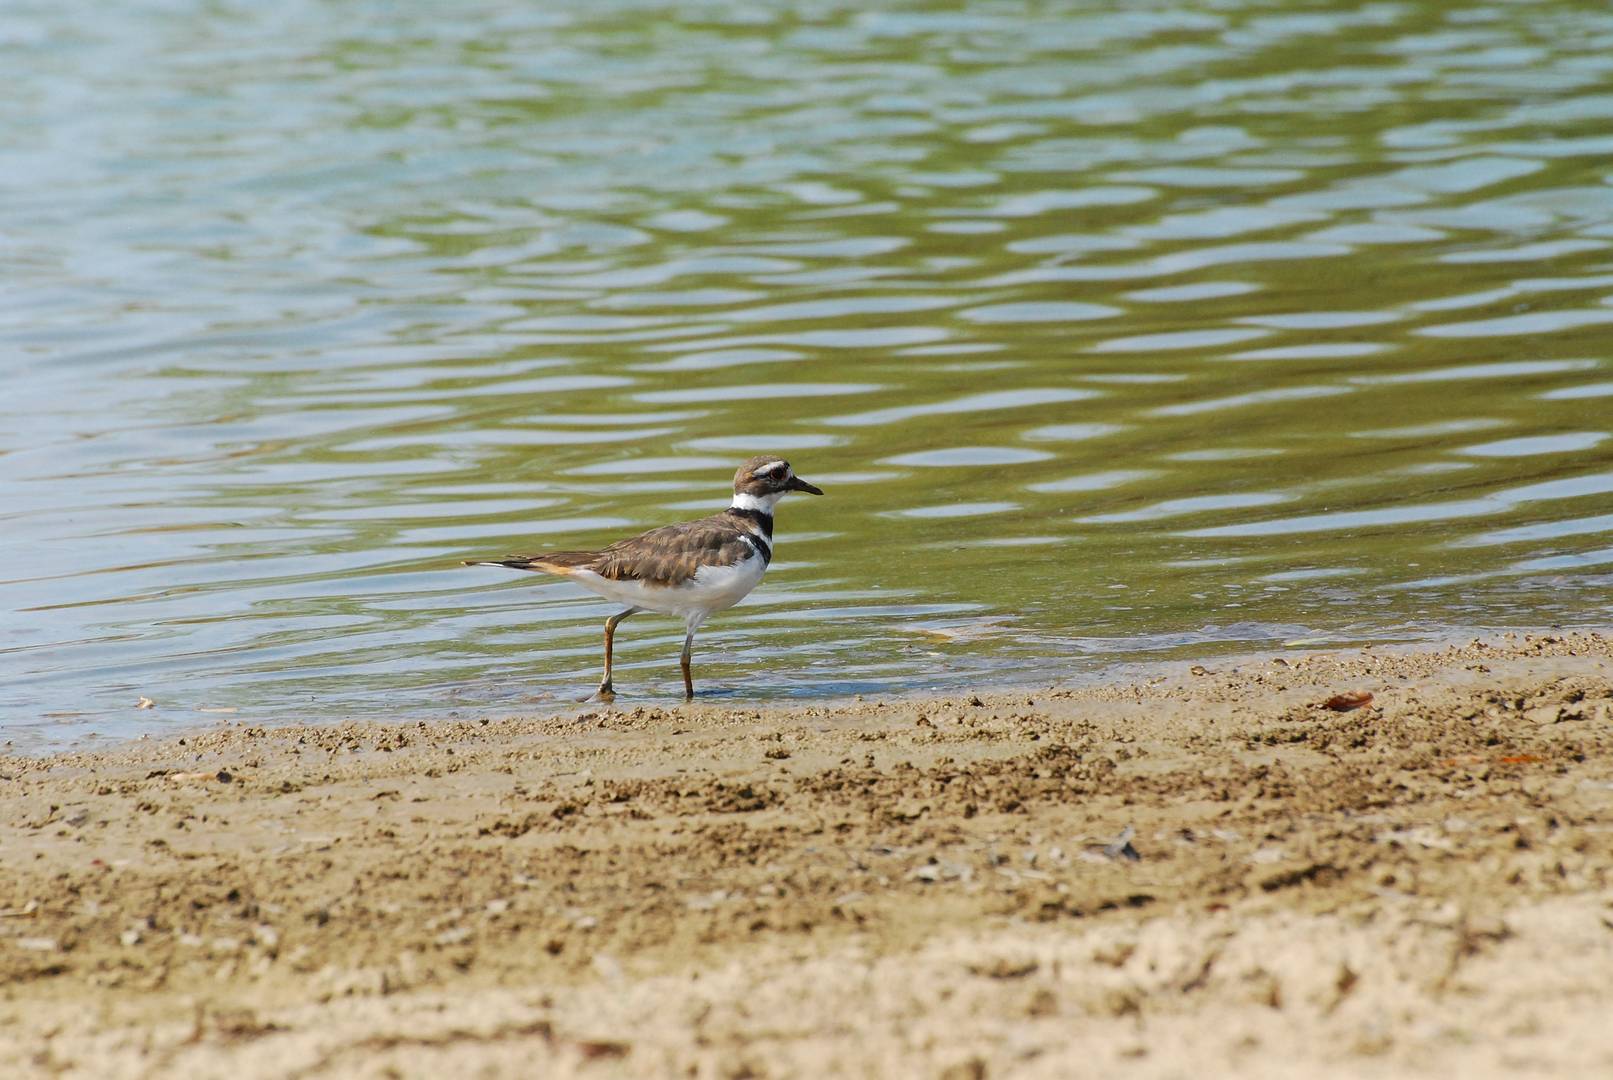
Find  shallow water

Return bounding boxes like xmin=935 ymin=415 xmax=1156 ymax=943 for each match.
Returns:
xmin=5 ymin=1 xmax=1613 ymax=747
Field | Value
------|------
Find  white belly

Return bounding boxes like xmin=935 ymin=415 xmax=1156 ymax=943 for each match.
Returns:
xmin=566 ymin=555 xmax=767 ymax=630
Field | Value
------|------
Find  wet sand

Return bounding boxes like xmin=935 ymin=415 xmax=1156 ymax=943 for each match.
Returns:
xmin=3 ymin=632 xmax=1612 ymax=1078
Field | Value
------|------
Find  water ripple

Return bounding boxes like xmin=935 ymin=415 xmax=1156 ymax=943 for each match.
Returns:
xmin=825 ymin=388 xmax=1098 ymax=427
xmin=6 ymin=0 xmax=1613 ymax=742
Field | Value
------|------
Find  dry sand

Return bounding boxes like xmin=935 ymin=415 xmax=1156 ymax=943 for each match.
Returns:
xmin=3 ymin=632 xmax=1612 ymax=1079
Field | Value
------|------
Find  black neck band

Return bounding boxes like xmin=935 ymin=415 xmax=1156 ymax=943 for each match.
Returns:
xmin=726 ymin=506 xmax=774 ymax=536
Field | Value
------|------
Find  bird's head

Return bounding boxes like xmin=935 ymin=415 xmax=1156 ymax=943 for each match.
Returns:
xmin=732 ymin=456 xmax=823 ymax=510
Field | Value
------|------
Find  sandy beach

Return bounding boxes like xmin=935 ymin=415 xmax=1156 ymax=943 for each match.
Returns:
xmin=3 ymin=632 xmax=1611 ymax=1078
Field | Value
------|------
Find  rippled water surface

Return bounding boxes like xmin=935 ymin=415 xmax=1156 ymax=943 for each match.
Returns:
xmin=7 ymin=1 xmax=1613 ymax=746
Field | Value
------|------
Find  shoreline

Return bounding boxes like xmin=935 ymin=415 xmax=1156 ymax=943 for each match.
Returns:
xmin=11 ymin=622 xmax=1610 ymax=759
xmin=3 ymin=631 xmax=1611 ymax=1077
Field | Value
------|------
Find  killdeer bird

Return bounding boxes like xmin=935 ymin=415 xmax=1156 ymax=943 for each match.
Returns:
xmin=464 ymin=456 xmax=823 ymax=701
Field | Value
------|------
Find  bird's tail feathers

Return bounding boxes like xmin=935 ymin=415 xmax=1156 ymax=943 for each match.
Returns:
xmin=462 ymin=552 xmax=598 ymax=575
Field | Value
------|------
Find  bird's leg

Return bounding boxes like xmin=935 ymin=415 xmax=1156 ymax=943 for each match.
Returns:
xmin=596 ymin=608 xmax=639 ymax=701
xmin=680 ymin=632 xmax=695 ymax=701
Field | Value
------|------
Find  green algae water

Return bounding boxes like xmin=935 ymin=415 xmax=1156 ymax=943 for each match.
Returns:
xmin=5 ymin=1 xmax=1613 ymax=746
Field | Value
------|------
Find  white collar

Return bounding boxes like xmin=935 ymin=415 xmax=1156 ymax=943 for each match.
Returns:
xmin=731 ymin=491 xmax=782 ymax=513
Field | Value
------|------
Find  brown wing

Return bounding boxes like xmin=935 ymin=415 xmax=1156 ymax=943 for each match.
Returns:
xmin=466 ymin=513 xmax=763 ymax=586
xmin=593 ymin=516 xmax=762 ymax=585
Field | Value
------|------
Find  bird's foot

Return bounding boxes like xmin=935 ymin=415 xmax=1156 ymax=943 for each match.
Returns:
xmin=581 ymin=683 xmax=617 ymax=704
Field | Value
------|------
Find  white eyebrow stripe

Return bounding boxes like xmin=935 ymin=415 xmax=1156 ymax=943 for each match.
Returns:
xmin=753 ymin=460 xmax=788 ymax=476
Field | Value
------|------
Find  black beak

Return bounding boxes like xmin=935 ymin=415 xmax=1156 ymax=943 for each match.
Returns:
xmin=786 ymin=475 xmax=823 ymax=496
